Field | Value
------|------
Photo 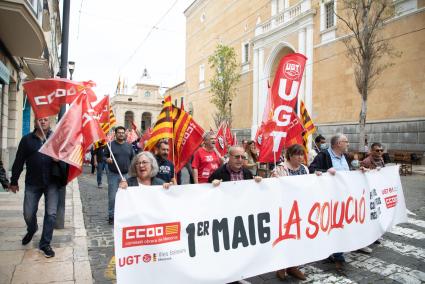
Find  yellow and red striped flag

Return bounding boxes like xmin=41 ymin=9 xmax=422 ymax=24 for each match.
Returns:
xmin=300 ymin=100 xmax=316 ymax=158
xmin=144 ymin=96 xmax=173 ymax=150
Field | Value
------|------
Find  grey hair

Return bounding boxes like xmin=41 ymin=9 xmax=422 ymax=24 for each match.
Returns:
xmin=330 ymin=133 xmax=345 ymax=147
xmin=129 ymin=151 xmax=159 ymax=178
xmin=228 ymin=145 xmax=244 ymax=155
xmin=203 ymin=131 xmax=214 ymax=141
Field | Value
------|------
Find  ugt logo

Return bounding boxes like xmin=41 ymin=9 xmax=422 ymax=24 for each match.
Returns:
xmin=283 ymin=60 xmax=301 ymax=80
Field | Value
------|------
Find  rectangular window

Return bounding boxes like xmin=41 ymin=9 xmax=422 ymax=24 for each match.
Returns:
xmin=325 ymin=1 xmax=335 ymax=29
xmin=243 ymin=43 xmax=249 ymax=63
xmin=199 ymin=64 xmax=205 ymax=89
xmin=199 ymin=64 xmax=205 ymax=82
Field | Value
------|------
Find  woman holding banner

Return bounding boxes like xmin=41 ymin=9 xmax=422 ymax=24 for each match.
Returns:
xmin=271 ymin=144 xmax=310 ymax=280
xmin=119 ymin=152 xmax=170 ymax=189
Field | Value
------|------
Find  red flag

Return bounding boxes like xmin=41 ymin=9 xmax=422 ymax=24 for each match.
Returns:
xmin=257 ymin=53 xmax=307 ymax=162
xmin=126 ymin=129 xmax=139 ymax=144
xmin=93 ymin=95 xmax=116 ymax=134
xmin=171 ymin=107 xmax=204 ymax=172
xmin=131 ymin=120 xmax=138 ymax=131
xmin=138 ymin=128 xmax=152 ymax=149
xmin=216 ymin=122 xmax=227 ymax=156
xmin=23 ymin=78 xmax=97 ymax=118
xmin=39 ymin=93 xmax=106 ymax=182
xmin=285 ymin=112 xmax=305 ymax=147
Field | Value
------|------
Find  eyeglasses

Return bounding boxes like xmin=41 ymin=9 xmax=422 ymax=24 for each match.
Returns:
xmin=374 ymin=149 xmax=384 ymax=152
xmin=340 ymin=140 xmax=349 ymax=143
xmin=231 ymin=154 xmax=245 ymax=159
xmin=136 ymin=161 xmax=151 ymax=166
xmin=116 ymin=132 xmax=125 ymax=135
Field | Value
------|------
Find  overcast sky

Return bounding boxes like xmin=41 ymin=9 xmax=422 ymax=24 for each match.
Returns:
xmin=68 ymin=0 xmax=194 ymax=98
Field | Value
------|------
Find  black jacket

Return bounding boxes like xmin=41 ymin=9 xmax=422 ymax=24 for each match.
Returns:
xmin=308 ymin=150 xmax=352 ymax=173
xmin=127 ymin=176 xmax=165 ymax=186
xmin=11 ymin=130 xmax=67 ymax=187
xmin=208 ymin=164 xmax=253 ymax=183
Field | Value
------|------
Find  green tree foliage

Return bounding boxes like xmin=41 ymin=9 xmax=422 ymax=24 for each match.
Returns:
xmin=208 ymin=44 xmax=241 ymax=128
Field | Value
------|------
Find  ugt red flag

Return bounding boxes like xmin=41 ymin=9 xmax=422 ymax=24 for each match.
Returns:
xmin=23 ymin=78 xmax=97 ymax=118
xmin=39 ymin=92 xmax=106 ymax=182
xmin=258 ymin=53 xmax=307 ymax=162
xmin=254 ymin=81 xmax=273 ymax=149
xmin=171 ymin=107 xmax=204 ymax=173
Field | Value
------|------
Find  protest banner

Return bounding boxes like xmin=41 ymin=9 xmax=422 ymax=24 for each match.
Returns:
xmin=114 ymin=166 xmax=406 ymax=283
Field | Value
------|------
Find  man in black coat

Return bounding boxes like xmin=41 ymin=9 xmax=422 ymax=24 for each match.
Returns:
xmin=208 ymin=145 xmax=262 ymax=185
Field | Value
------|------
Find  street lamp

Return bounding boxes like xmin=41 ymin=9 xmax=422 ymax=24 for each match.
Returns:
xmin=68 ymin=61 xmax=75 ymax=80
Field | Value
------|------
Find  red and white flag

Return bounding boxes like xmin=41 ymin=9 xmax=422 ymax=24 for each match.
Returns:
xmin=39 ymin=92 xmax=106 ymax=182
xmin=258 ymin=53 xmax=307 ymax=162
xmin=23 ymin=78 xmax=97 ymax=118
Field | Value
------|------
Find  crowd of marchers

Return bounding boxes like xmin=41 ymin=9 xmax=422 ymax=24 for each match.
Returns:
xmin=1 ymin=118 xmax=387 ymax=282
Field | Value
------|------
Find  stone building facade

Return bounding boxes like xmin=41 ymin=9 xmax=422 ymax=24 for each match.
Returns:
xmin=183 ymin=0 xmax=425 ymax=153
xmin=0 ymin=0 xmax=61 ymax=169
xmin=111 ymin=83 xmax=163 ymax=132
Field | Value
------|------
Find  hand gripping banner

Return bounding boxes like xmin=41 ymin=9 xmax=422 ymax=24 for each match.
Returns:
xmin=114 ymin=166 xmax=407 ymax=283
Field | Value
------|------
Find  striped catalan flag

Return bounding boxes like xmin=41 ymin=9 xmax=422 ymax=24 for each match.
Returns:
xmin=300 ymin=100 xmax=316 ymax=156
xmin=93 ymin=96 xmax=116 ymax=149
xmin=171 ymin=106 xmax=204 ymax=172
xmin=144 ymin=96 xmax=173 ymax=150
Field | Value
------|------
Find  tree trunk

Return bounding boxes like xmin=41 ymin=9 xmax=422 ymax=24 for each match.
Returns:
xmin=359 ymin=96 xmax=367 ymax=152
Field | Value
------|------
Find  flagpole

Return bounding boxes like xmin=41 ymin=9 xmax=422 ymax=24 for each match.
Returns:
xmin=273 ymin=150 xmax=277 ymax=171
xmin=171 ymin=107 xmax=176 ymax=182
xmin=106 ymin=141 xmax=125 ymax=181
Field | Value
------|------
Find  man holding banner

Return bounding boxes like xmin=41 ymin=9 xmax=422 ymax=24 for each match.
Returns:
xmin=309 ymin=133 xmax=352 ymax=271
xmin=105 ymin=126 xmax=135 ymax=225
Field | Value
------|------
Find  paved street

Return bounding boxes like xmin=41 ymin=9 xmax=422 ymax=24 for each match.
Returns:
xmin=78 ymin=168 xmax=425 ymax=284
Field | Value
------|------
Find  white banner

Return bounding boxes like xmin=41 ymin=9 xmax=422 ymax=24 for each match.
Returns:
xmin=114 ymin=166 xmax=406 ymax=283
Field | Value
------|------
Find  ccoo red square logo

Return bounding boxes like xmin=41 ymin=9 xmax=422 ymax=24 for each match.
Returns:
xmin=122 ymin=222 xmax=180 ymax=248
xmin=384 ymin=195 xmax=397 ymax=209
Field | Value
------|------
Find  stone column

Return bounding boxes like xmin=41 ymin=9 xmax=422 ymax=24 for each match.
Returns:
xmin=251 ymin=48 xmax=259 ymax=137
xmin=298 ymin=27 xmax=306 ymax=114
xmin=305 ymin=24 xmax=314 ymax=151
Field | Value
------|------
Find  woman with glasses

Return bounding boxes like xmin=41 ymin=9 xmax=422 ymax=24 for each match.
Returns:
xmin=119 ymin=151 xmax=170 ymax=189
xmin=271 ymin=144 xmax=309 ymax=281
xmin=244 ymin=140 xmax=259 ymax=176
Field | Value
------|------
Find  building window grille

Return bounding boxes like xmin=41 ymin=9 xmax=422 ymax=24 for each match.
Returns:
xmin=325 ymin=1 xmax=335 ymax=29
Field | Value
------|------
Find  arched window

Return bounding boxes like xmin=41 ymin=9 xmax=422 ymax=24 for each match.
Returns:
xmin=124 ymin=111 xmax=134 ymax=129
xmin=141 ymin=112 xmax=152 ymax=131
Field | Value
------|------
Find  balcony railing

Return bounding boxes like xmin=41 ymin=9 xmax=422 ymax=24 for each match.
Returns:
xmin=255 ymin=0 xmax=312 ymax=36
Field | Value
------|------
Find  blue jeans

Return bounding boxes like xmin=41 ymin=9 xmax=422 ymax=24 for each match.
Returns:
xmin=23 ymin=183 xmax=59 ymax=249
xmin=97 ymin=161 xmax=107 ymax=186
xmin=107 ymin=171 xmax=127 ymax=218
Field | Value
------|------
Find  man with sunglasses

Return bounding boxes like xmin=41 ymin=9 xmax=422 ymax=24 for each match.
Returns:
xmin=361 ymin=142 xmax=385 ymax=169
xmin=208 ymin=145 xmax=262 ymax=184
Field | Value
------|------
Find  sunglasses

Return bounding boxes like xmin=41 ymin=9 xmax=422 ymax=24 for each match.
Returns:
xmin=231 ymin=154 xmax=245 ymax=159
xmin=374 ymin=149 xmax=384 ymax=152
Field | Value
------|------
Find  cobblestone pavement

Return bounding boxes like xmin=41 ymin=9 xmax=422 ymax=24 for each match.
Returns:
xmin=78 ymin=169 xmax=425 ymax=284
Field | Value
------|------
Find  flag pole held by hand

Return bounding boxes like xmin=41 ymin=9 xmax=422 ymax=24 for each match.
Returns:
xmin=106 ymin=141 xmax=125 ymax=181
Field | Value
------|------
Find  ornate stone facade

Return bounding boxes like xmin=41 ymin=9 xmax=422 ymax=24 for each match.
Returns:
xmin=183 ymin=0 xmax=425 ymax=152
xmin=110 ymin=83 xmax=163 ymax=132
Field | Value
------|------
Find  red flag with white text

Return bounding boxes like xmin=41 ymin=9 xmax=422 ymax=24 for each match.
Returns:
xmin=39 ymin=93 xmax=106 ymax=182
xmin=23 ymin=78 xmax=97 ymax=118
xmin=258 ymin=53 xmax=307 ymax=162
